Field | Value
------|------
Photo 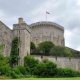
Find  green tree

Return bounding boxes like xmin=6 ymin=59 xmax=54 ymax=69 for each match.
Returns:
xmin=50 ymin=46 xmax=73 ymax=58
xmin=37 ymin=41 xmax=54 ymax=55
xmin=30 ymin=42 xmax=36 ymax=54
xmin=10 ymin=37 xmax=20 ymax=67
xmin=64 ymin=47 xmax=73 ymax=59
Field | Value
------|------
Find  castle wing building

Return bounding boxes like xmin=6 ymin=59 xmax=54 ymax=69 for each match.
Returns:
xmin=0 ymin=18 xmax=31 ymax=65
xmin=13 ymin=18 xmax=31 ymax=64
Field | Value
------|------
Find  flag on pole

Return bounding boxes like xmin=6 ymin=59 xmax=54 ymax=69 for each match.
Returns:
xmin=46 ymin=11 xmax=50 ymax=21
xmin=46 ymin=11 xmax=50 ymax=14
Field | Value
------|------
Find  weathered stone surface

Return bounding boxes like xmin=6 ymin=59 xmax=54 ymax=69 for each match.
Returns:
xmin=0 ymin=18 xmax=31 ymax=65
xmin=30 ymin=21 xmax=65 ymax=46
xmin=0 ymin=18 xmax=80 ymax=71
xmin=34 ymin=55 xmax=80 ymax=71
xmin=13 ymin=18 xmax=31 ymax=65
xmin=0 ymin=21 xmax=12 ymax=56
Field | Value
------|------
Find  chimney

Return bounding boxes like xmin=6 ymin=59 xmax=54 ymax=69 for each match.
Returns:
xmin=18 ymin=17 xmax=25 ymax=24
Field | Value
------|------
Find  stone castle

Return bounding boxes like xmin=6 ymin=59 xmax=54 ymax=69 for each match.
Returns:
xmin=0 ymin=18 xmax=64 ymax=64
xmin=0 ymin=18 xmax=80 ymax=71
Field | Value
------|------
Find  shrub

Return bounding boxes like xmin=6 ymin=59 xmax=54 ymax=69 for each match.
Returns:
xmin=10 ymin=67 xmax=23 ymax=78
xmin=0 ymin=54 xmax=11 ymax=76
xmin=34 ymin=59 xmax=57 ymax=77
xmin=17 ymin=66 xmax=27 ymax=75
xmin=10 ymin=70 xmax=19 ymax=78
xmin=0 ymin=65 xmax=11 ymax=76
xmin=6 ymin=66 xmax=30 ymax=78
xmin=24 ymin=56 xmax=39 ymax=75
xmin=56 ymin=68 xmax=80 ymax=77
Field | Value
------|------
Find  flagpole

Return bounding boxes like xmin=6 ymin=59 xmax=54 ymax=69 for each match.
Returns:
xmin=46 ymin=11 xmax=47 ymax=21
xmin=46 ymin=11 xmax=50 ymax=21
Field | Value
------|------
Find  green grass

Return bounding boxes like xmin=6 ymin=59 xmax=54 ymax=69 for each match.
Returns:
xmin=1 ymin=77 xmax=80 ymax=80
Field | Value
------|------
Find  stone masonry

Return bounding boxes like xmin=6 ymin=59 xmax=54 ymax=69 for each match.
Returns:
xmin=30 ymin=21 xmax=65 ymax=46
xmin=0 ymin=18 xmax=31 ymax=65
xmin=0 ymin=18 xmax=79 ymax=71
xmin=13 ymin=18 xmax=31 ymax=65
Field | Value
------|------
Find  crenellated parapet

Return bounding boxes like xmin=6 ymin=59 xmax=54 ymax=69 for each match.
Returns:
xmin=30 ymin=21 xmax=64 ymax=31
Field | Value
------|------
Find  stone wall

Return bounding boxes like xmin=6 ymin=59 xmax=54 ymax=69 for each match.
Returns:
xmin=0 ymin=21 xmax=12 ymax=56
xmin=1 ymin=18 xmax=79 ymax=69
xmin=30 ymin=21 xmax=65 ymax=46
xmin=13 ymin=18 xmax=31 ymax=65
xmin=33 ymin=55 xmax=80 ymax=71
xmin=0 ymin=18 xmax=31 ymax=65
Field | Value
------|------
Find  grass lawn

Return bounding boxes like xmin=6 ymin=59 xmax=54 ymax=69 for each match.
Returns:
xmin=2 ymin=77 xmax=80 ymax=80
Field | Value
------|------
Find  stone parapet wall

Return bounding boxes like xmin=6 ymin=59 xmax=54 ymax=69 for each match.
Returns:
xmin=33 ymin=55 xmax=80 ymax=71
xmin=30 ymin=21 xmax=64 ymax=31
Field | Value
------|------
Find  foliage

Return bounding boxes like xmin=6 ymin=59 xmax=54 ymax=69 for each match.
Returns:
xmin=37 ymin=41 xmax=54 ymax=55
xmin=30 ymin=42 xmax=36 ymax=55
xmin=0 ymin=54 xmax=11 ymax=76
xmin=0 ymin=55 xmax=9 ymax=66
xmin=50 ymin=46 xmax=73 ymax=58
xmin=10 ymin=37 xmax=20 ymax=67
xmin=64 ymin=47 xmax=73 ymax=58
xmin=56 ymin=68 xmax=80 ymax=77
xmin=31 ymin=41 xmax=80 ymax=58
xmin=0 ymin=55 xmax=80 ymax=78
xmin=34 ymin=59 xmax=57 ymax=77
xmin=10 ymin=67 xmax=24 ymax=78
xmin=24 ymin=56 xmax=80 ymax=78
xmin=17 ymin=66 xmax=27 ymax=75
xmin=6 ymin=66 xmax=26 ymax=79
xmin=70 ymin=49 xmax=80 ymax=58
xmin=24 ymin=56 xmax=39 ymax=75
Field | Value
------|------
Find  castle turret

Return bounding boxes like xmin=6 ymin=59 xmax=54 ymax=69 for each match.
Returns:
xmin=13 ymin=18 xmax=31 ymax=65
xmin=18 ymin=18 xmax=25 ymax=24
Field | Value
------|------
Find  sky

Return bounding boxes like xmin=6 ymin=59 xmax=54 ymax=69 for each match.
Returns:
xmin=0 ymin=0 xmax=80 ymax=51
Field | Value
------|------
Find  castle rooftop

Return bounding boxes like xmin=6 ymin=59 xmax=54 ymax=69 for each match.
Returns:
xmin=30 ymin=21 xmax=64 ymax=31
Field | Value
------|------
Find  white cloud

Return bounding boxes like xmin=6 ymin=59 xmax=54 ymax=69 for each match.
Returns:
xmin=76 ymin=0 xmax=80 ymax=6
xmin=0 ymin=0 xmax=80 ymax=51
xmin=77 ymin=47 xmax=80 ymax=51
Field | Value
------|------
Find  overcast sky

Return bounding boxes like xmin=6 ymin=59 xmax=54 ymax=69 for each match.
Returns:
xmin=0 ymin=0 xmax=80 ymax=51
